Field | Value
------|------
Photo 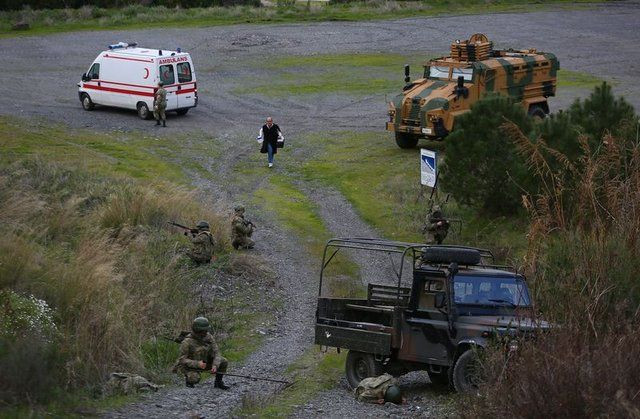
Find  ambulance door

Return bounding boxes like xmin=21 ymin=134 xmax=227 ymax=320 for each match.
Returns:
xmin=84 ymin=62 xmax=104 ymax=104
xmin=159 ymin=64 xmax=178 ymax=110
xmin=176 ymin=61 xmax=196 ymax=109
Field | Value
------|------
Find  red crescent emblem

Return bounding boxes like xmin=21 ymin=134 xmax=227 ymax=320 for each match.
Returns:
xmin=143 ymin=68 xmax=149 ymax=79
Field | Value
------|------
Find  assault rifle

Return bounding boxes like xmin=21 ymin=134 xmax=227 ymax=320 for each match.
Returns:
xmin=168 ymin=221 xmax=198 ymax=236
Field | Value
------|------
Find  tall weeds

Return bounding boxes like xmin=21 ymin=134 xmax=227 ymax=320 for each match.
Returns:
xmin=460 ymin=119 xmax=640 ymax=417
xmin=0 ymin=158 xmax=230 ymax=405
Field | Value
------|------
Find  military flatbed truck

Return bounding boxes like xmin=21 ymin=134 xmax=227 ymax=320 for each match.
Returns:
xmin=386 ymin=33 xmax=559 ymax=148
xmin=315 ymin=238 xmax=547 ymax=392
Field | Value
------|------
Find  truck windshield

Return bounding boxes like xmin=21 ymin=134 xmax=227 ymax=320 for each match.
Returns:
xmin=453 ymin=275 xmax=531 ymax=307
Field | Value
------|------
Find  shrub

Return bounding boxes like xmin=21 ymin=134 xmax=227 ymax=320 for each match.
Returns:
xmin=440 ymin=95 xmax=534 ymax=216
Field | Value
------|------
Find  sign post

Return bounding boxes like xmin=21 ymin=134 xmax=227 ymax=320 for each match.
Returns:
xmin=420 ymin=149 xmax=437 ymax=188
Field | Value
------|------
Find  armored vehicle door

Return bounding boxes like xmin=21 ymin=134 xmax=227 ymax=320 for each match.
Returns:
xmin=400 ymin=272 xmax=451 ymax=365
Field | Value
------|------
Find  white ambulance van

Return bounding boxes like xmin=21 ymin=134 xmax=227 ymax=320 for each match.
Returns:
xmin=78 ymin=42 xmax=197 ymax=119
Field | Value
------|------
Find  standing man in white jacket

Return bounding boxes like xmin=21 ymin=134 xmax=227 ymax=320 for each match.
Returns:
xmin=257 ymin=117 xmax=284 ymax=168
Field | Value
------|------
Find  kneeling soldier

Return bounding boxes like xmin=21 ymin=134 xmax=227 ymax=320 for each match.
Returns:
xmin=188 ymin=221 xmax=215 ymax=264
xmin=174 ymin=317 xmax=229 ymax=389
xmin=231 ymin=205 xmax=255 ymax=250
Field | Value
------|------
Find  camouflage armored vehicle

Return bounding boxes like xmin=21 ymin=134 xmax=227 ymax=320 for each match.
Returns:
xmin=315 ymin=238 xmax=547 ymax=392
xmin=386 ymin=33 xmax=559 ymax=148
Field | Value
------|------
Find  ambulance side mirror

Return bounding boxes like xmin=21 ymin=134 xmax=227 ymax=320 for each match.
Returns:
xmin=81 ymin=73 xmax=89 ymax=82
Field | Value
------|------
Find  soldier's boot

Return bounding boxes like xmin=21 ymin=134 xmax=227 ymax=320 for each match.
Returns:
xmin=214 ymin=374 xmax=230 ymax=390
xmin=155 ymin=120 xmax=160 ymax=126
xmin=185 ymin=378 xmax=194 ymax=388
xmin=162 ymin=120 xmax=166 ymax=127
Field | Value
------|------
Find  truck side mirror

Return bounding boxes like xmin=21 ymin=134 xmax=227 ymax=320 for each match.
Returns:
xmin=434 ymin=291 xmax=446 ymax=309
xmin=82 ymin=73 xmax=89 ymax=82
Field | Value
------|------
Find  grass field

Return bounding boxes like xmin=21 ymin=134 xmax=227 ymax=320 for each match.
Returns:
xmin=0 ymin=0 xmax=598 ymax=38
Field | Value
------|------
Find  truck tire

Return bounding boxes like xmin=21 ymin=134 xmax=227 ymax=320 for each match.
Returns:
xmin=81 ymin=93 xmax=94 ymax=111
xmin=137 ymin=102 xmax=151 ymax=120
xmin=528 ymin=105 xmax=546 ymax=120
xmin=452 ymin=349 xmax=483 ymax=393
xmin=176 ymin=108 xmax=189 ymax=116
xmin=345 ymin=350 xmax=383 ymax=389
xmin=395 ymin=132 xmax=419 ymax=149
xmin=421 ymin=247 xmax=482 ymax=265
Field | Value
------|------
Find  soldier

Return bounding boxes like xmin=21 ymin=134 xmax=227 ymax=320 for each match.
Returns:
xmin=154 ymin=81 xmax=167 ymax=127
xmin=354 ymin=373 xmax=403 ymax=404
xmin=423 ymin=205 xmax=450 ymax=245
xmin=188 ymin=220 xmax=215 ymax=264
xmin=173 ymin=317 xmax=229 ymax=390
xmin=231 ymin=205 xmax=255 ymax=250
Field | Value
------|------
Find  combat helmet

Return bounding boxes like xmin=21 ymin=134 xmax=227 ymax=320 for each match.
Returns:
xmin=234 ymin=204 xmax=245 ymax=213
xmin=432 ymin=205 xmax=442 ymax=217
xmin=196 ymin=220 xmax=210 ymax=230
xmin=192 ymin=317 xmax=210 ymax=333
xmin=384 ymin=385 xmax=402 ymax=404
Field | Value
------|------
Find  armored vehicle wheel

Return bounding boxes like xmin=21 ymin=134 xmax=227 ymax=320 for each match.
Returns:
xmin=395 ymin=132 xmax=419 ymax=149
xmin=345 ymin=351 xmax=383 ymax=389
xmin=452 ymin=349 xmax=483 ymax=392
xmin=81 ymin=93 xmax=94 ymax=111
xmin=528 ymin=105 xmax=546 ymax=120
xmin=176 ymin=108 xmax=189 ymax=116
xmin=137 ymin=102 xmax=151 ymax=120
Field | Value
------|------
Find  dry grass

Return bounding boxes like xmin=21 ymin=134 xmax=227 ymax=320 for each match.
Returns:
xmin=459 ymin=119 xmax=640 ymax=417
xmin=0 ymin=158 xmax=234 ymax=405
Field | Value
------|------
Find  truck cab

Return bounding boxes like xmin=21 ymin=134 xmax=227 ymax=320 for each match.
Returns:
xmin=315 ymin=238 xmax=547 ymax=392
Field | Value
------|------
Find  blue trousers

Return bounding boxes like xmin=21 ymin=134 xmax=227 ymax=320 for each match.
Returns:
xmin=267 ymin=143 xmax=274 ymax=164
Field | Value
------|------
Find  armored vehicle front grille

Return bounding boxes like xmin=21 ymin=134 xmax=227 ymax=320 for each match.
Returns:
xmin=402 ymin=118 xmax=420 ymax=126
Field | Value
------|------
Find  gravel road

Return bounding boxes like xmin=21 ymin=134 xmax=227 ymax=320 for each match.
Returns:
xmin=3 ymin=2 xmax=639 ymax=417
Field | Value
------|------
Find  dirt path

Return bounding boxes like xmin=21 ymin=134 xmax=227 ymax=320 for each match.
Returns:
xmin=3 ymin=3 xmax=640 ymax=417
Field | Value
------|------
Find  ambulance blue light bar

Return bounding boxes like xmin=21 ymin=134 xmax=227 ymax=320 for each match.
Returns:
xmin=108 ymin=42 xmax=138 ymax=50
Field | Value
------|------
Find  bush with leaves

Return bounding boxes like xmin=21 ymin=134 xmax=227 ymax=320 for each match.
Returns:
xmin=440 ymin=94 xmax=534 ymax=216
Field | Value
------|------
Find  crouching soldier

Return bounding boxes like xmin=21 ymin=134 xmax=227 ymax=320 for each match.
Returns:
xmin=231 ymin=205 xmax=255 ymax=250
xmin=173 ymin=317 xmax=229 ymax=389
xmin=188 ymin=221 xmax=215 ymax=264
xmin=423 ymin=205 xmax=450 ymax=245
xmin=354 ymin=373 xmax=403 ymax=404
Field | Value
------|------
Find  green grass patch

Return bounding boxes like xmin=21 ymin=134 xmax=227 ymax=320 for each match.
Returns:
xmin=0 ymin=1 xmax=598 ymax=39
xmin=249 ymin=171 xmax=362 ymax=296
xmin=557 ymin=69 xmax=606 ymax=89
xmin=0 ymin=116 xmax=186 ymax=183
xmin=239 ymin=348 xmax=345 ymax=417
xmin=298 ymin=131 xmax=529 ymax=261
xmin=236 ymin=52 xmax=425 ymax=97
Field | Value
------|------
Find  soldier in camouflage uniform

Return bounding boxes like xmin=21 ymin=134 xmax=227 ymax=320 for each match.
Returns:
xmin=231 ymin=205 xmax=255 ymax=250
xmin=188 ymin=221 xmax=215 ymax=264
xmin=173 ymin=317 xmax=229 ymax=389
xmin=354 ymin=373 xmax=403 ymax=404
xmin=154 ymin=81 xmax=167 ymax=127
xmin=423 ymin=205 xmax=450 ymax=245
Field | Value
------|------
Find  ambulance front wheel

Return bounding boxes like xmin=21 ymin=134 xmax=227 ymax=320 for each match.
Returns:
xmin=81 ymin=93 xmax=94 ymax=111
xmin=137 ymin=102 xmax=151 ymax=120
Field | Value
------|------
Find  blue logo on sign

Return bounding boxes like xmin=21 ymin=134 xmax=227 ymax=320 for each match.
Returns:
xmin=421 ymin=155 xmax=436 ymax=172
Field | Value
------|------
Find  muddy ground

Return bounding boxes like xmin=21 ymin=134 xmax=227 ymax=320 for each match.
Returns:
xmin=2 ymin=2 xmax=639 ymax=417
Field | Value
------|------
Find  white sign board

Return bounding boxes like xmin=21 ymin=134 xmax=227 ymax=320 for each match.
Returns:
xmin=420 ymin=149 xmax=437 ymax=187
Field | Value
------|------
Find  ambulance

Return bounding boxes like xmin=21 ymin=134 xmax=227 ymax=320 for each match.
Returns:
xmin=78 ymin=42 xmax=197 ymax=119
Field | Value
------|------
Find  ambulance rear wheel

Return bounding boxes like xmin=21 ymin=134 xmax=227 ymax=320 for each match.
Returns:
xmin=395 ymin=133 xmax=419 ymax=149
xmin=81 ymin=93 xmax=94 ymax=111
xmin=137 ymin=102 xmax=151 ymax=120
xmin=176 ymin=109 xmax=189 ymax=116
